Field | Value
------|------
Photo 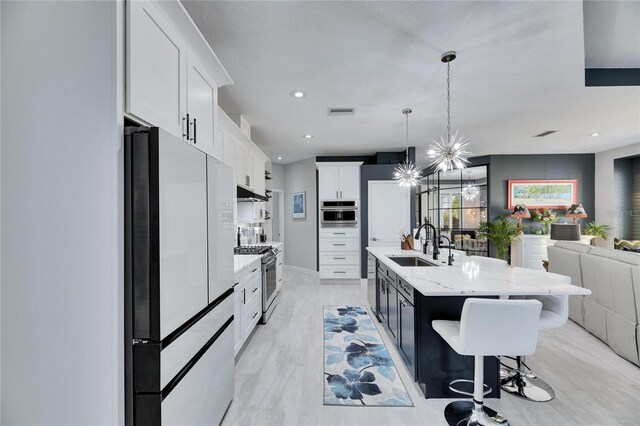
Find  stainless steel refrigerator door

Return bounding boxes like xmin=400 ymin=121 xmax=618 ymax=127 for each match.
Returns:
xmin=158 ymin=129 xmax=209 ymax=339
xmin=207 ymin=156 xmax=234 ymax=304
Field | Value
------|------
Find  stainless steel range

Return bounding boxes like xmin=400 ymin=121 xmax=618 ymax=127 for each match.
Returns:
xmin=234 ymin=245 xmax=279 ymax=323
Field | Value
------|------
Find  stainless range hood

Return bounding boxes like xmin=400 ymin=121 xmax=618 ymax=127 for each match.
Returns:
xmin=237 ymin=185 xmax=268 ymax=202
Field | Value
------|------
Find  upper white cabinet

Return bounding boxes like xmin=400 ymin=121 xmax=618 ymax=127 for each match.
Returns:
xmin=127 ymin=0 xmax=188 ymax=139
xmin=126 ymin=0 xmax=232 ymax=162
xmin=236 ymin=142 xmax=254 ymax=189
xmin=252 ymin=155 xmax=266 ymax=197
xmin=317 ymin=163 xmax=362 ymax=200
xmin=187 ymin=55 xmax=220 ymax=158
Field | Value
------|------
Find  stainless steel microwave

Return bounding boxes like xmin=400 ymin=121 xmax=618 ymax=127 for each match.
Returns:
xmin=320 ymin=201 xmax=358 ymax=227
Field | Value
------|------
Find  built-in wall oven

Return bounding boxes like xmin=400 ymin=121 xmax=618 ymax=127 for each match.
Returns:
xmin=321 ymin=200 xmax=358 ymax=227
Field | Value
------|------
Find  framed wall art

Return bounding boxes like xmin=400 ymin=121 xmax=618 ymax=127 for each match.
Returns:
xmin=292 ymin=191 xmax=306 ymax=219
xmin=507 ymin=179 xmax=577 ymax=209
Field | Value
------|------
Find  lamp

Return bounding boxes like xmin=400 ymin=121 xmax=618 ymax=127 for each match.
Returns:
xmin=565 ymin=203 xmax=587 ymax=224
xmin=510 ymin=204 xmax=530 ymax=233
xmin=393 ymin=108 xmax=422 ymax=188
xmin=426 ymin=51 xmax=472 ymax=172
xmin=550 ymin=223 xmax=581 ymax=241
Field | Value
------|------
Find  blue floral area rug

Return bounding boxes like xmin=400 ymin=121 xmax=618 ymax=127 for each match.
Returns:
xmin=323 ymin=306 xmax=413 ymax=407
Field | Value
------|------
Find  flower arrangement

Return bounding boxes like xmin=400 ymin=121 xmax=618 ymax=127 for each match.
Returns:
xmin=531 ymin=208 xmax=559 ymax=234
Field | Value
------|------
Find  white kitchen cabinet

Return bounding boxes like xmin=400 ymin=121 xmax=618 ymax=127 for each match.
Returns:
xmin=338 ymin=166 xmax=360 ymax=200
xmin=127 ymin=0 xmax=188 ymax=140
xmin=187 ymin=54 xmax=220 ymax=159
xmin=318 ymin=167 xmax=340 ymax=200
xmin=253 ymin=156 xmax=266 ymax=197
xmin=317 ymin=163 xmax=361 ymax=200
xmin=233 ymin=260 xmax=262 ymax=355
xmin=236 ymin=142 xmax=254 ymax=189
xmin=237 ymin=201 xmax=265 ymax=224
xmin=127 ymin=0 xmax=229 ymax=161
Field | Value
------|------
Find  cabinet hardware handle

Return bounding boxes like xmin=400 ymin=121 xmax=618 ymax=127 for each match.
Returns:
xmin=233 ymin=281 xmax=240 ymax=287
xmin=192 ymin=117 xmax=197 ymax=144
xmin=334 ymin=243 xmax=346 ymax=246
xmin=400 ymin=300 xmax=407 ymax=307
xmin=340 ymin=190 xmax=342 ymax=199
xmin=334 ymin=271 xmax=346 ymax=274
xmin=253 ymin=312 xmax=258 ymax=319
xmin=243 ymin=289 xmax=246 ymax=304
xmin=334 ymin=232 xmax=346 ymax=235
xmin=251 ymin=268 xmax=258 ymax=273
xmin=278 ymin=262 xmax=283 ymax=266
xmin=253 ymin=287 xmax=258 ymax=293
xmin=183 ymin=113 xmax=190 ymax=140
xmin=333 ymin=257 xmax=346 ymax=260
xmin=278 ymin=278 xmax=283 ymax=282
xmin=372 ymin=237 xmax=378 ymax=241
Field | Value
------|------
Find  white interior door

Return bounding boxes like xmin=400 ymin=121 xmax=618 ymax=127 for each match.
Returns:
xmin=368 ymin=181 xmax=410 ymax=247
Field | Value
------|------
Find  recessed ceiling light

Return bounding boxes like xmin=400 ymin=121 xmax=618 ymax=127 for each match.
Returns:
xmin=304 ymin=134 xmax=313 ymax=139
xmin=290 ymin=90 xmax=306 ymax=98
xmin=277 ymin=156 xmax=282 ymax=160
xmin=591 ymin=133 xmax=600 ymax=137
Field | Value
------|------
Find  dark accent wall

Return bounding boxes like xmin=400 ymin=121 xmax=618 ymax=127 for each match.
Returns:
xmin=487 ymin=154 xmax=595 ymax=231
xmin=585 ymin=68 xmax=640 ymax=87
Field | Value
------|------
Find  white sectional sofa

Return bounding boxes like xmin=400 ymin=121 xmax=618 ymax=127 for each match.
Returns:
xmin=548 ymin=241 xmax=640 ymax=366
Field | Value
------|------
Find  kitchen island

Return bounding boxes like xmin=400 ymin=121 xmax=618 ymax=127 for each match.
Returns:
xmin=366 ymin=247 xmax=591 ymax=399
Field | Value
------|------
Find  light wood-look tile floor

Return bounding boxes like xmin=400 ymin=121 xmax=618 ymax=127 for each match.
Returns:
xmin=222 ymin=268 xmax=640 ymax=426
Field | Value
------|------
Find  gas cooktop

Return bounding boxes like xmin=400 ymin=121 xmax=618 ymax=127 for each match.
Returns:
xmin=234 ymin=245 xmax=273 ymax=255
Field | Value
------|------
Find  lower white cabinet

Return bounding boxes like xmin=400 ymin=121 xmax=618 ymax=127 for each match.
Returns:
xmin=233 ymin=259 xmax=262 ymax=355
xmin=511 ymin=234 xmax=592 ymax=270
xmin=319 ymin=229 xmax=360 ymax=281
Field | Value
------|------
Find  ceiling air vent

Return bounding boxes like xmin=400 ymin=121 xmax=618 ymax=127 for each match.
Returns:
xmin=328 ymin=107 xmax=355 ymax=116
xmin=533 ymin=130 xmax=557 ymax=137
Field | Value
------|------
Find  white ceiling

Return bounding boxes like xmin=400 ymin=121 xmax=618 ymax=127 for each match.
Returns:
xmin=182 ymin=1 xmax=640 ymax=164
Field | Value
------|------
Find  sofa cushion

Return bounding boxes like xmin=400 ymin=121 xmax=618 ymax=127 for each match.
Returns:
xmin=584 ymin=298 xmax=607 ymax=342
xmin=606 ymin=310 xmax=639 ymax=366
xmin=553 ymin=241 xmax=592 ymax=253
xmin=589 ymin=246 xmax=640 ymax=266
xmin=568 ymin=297 xmax=585 ymax=327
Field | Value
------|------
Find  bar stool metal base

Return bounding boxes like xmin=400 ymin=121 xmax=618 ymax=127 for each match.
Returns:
xmin=500 ymin=371 xmax=555 ymax=402
xmin=444 ymin=401 xmax=509 ymax=426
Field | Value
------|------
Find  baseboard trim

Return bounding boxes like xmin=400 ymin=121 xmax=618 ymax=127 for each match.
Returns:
xmin=284 ymin=264 xmax=319 ymax=277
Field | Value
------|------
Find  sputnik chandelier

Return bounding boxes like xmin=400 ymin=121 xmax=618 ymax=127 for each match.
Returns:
xmin=461 ymin=171 xmax=479 ymax=201
xmin=427 ymin=51 xmax=472 ymax=172
xmin=393 ymin=108 xmax=422 ymax=188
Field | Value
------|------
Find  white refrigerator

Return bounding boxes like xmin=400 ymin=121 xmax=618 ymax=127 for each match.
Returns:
xmin=125 ymin=127 xmax=234 ymax=425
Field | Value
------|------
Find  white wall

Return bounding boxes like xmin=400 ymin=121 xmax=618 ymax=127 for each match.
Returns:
xmin=283 ymin=159 xmax=316 ymax=271
xmin=1 ymin=1 xmax=123 ymax=423
xmin=595 ymin=142 xmax=640 ymax=248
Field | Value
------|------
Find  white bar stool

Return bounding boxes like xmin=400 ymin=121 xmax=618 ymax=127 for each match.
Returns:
xmin=433 ymin=298 xmax=543 ymax=426
xmin=501 ymin=268 xmax=570 ymax=402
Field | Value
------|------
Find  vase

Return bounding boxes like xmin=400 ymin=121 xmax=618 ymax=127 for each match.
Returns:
xmin=543 ymin=223 xmax=551 ymax=235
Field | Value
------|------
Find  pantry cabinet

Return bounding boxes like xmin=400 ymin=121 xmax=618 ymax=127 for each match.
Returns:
xmin=317 ymin=163 xmax=361 ymax=200
xmin=126 ymin=0 xmax=188 ymax=139
xmin=126 ymin=0 xmax=229 ymax=162
xmin=186 ymin=54 xmax=220 ymax=158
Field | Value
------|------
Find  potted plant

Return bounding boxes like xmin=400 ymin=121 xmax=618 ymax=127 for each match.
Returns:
xmin=583 ymin=222 xmax=612 ymax=246
xmin=531 ymin=208 xmax=559 ymax=235
xmin=477 ymin=216 xmax=521 ymax=261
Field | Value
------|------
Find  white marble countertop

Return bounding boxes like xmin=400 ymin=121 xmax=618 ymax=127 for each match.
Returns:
xmin=367 ymin=247 xmax=591 ymax=297
xmin=233 ymin=255 xmax=262 ymax=276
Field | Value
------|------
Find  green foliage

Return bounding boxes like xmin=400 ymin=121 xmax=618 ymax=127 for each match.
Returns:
xmin=477 ymin=216 xmax=520 ymax=261
xmin=584 ymin=222 xmax=612 ymax=241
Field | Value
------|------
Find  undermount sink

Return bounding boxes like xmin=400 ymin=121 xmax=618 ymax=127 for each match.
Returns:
xmin=389 ymin=256 xmax=439 ymax=267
